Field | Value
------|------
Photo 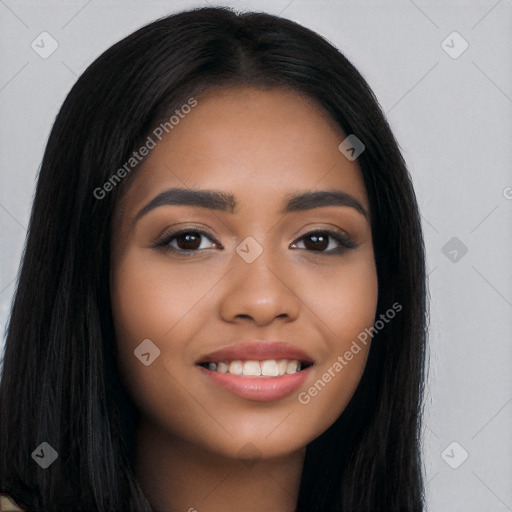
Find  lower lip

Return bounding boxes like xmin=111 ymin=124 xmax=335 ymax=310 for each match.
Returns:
xmin=198 ymin=365 xmax=312 ymax=402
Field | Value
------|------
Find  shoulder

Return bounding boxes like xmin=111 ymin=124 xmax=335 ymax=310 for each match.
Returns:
xmin=0 ymin=493 xmax=25 ymax=512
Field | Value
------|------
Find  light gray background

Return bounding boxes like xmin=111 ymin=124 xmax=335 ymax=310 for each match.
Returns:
xmin=1 ymin=1 xmax=511 ymax=510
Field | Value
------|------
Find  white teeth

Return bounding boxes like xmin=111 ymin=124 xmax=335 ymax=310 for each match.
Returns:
xmin=242 ymin=361 xmax=261 ymax=376
xmin=217 ymin=361 xmax=228 ymax=373
xmin=286 ymin=360 xmax=300 ymax=374
xmin=228 ymin=360 xmax=243 ymax=375
xmin=205 ymin=359 xmax=305 ymax=376
xmin=261 ymin=360 xmax=279 ymax=376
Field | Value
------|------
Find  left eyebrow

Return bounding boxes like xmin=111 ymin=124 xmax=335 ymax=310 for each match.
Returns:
xmin=281 ymin=190 xmax=369 ymax=219
xmin=132 ymin=187 xmax=369 ymax=227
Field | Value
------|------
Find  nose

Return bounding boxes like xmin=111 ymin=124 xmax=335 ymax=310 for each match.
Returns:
xmin=218 ymin=244 xmax=301 ymax=327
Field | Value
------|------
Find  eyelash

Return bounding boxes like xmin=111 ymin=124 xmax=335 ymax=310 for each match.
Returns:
xmin=152 ymin=228 xmax=357 ymax=256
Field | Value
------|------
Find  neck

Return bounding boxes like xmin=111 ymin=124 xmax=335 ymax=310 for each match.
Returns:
xmin=135 ymin=418 xmax=306 ymax=512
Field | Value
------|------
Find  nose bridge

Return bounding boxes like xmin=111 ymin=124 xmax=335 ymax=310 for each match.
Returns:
xmin=234 ymin=234 xmax=286 ymax=290
xmin=218 ymin=234 xmax=300 ymax=324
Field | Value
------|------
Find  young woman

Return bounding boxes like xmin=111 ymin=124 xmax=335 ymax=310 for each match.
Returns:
xmin=0 ymin=6 xmax=428 ymax=512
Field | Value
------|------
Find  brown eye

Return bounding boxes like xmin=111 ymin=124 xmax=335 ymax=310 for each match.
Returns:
xmin=153 ymin=229 xmax=220 ymax=255
xmin=291 ymin=230 xmax=356 ymax=254
xmin=174 ymin=231 xmax=203 ymax=250
xmin=303 ymin=232 xmax=329 ymax=251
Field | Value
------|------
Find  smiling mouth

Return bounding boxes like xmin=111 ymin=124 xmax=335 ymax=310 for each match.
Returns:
xmin=197 ymin=359 xmax=313 ymax=376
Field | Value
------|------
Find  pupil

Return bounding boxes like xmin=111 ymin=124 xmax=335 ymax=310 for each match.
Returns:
xmin=178 ymin=232 xmax=200 ymax=250
xmin=306 ymin=233 xmax=328 ymax=251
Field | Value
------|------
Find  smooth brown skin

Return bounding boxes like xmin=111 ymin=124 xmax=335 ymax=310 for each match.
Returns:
xmin=110 ymin=85 xmax=378 ymax=512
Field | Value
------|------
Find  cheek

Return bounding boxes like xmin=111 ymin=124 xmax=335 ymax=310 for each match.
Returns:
xmin=295 ymin=255 xmax=378 ymax=432
xmin=110 ymin=251 xmax=225 ymax=426
xmin=299 ymin=249 xmax=378 ymax=338
xmin=110 ymin=250 xmax=221 ymax=342
xmin=335 ymin=260 xmax=378 ymax=334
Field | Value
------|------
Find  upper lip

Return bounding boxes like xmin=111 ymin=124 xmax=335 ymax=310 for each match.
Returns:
xmin=196 ymin=341 xmax=315 ymax=364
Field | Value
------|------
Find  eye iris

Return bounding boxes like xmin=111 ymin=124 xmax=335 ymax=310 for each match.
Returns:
xmin=305 ymin=233 xmax=328 ymax=251
xmin=177 ymin=232 xmax=201 ymax=250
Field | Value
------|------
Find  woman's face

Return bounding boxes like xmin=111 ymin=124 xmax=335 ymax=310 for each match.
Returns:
xmin=110 ymin=85 xmax=378 ymax=460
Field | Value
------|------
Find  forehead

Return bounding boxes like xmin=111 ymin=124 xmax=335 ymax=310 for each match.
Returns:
xmin=116 ymin=85 xmax=369 ymax=223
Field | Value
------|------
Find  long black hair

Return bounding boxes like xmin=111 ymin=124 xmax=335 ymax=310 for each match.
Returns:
xmin=0 ymin=6 xmax=428 ymax=511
